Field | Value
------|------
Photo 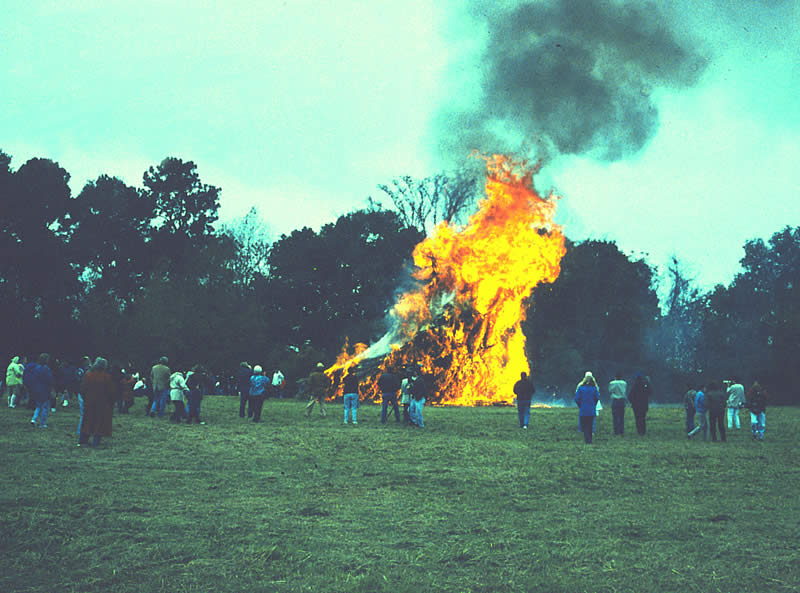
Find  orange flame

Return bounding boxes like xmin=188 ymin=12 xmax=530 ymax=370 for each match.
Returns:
xmin=329 ymin=155 xmax=565 ymax=405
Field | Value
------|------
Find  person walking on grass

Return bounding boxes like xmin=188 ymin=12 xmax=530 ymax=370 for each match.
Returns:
xmin=79 ymin=357 xmax=118 ymax=447
xmin=169 ymin=369 xmax=189 ymax=423
xmin=608 ymin=372 xmax=627 ymax=436
xmin=684 ymin=383 xmax=697 ymax=434
xmin=5 ymin=356 xmax=24 ymax=408
xmin=575 ymin=372 xmax=599 ymax=444
xmin=628 ymin=374 xmax=651 ymax=436
xmin=149 ymin=357 xmax=171 ymax=418
xmin=513 ymin=371 xmax=535 ymax=429
xmin=304 ymin=363 xmax=330 ymax=418
xmin=25 ymin=353 xmax=55 ymax=428
xmin=249 ymin=365 xmax=270 ymax=422
xmin=726 ymin=377 xmax=745 ymax=430
xmin=377 ymin=369 xmax=401 ymax=424
xmin=705 ymin=382 xmax=727 ymax=442
xmin=342 ymin=370 xmax=360 ymax=425
xmin=744 ymin=380 xmax=768 ymax=441
xmin=688 ymin=386 xmax=708 ymax=441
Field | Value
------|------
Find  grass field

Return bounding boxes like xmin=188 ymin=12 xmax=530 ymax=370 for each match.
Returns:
xmin=1 ymin=396 xmax=798 ymax=593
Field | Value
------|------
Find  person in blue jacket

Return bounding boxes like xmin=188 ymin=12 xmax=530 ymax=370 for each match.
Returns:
xmin=688 ymin=385 xmax=708 ymax=441
xmin=574 ymin=371 xmax=600 ymax=444
xmin=24 ymin=353 xmax=56 ymax=428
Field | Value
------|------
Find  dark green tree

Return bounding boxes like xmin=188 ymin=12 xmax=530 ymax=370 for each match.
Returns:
xmin=265 ymin=208 xmax=423 ymax=354
xmin=525 ymin=239 xmax=660 ymax=390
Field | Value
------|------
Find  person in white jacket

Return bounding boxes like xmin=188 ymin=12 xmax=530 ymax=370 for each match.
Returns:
xmin=169 ymin=370 xmax=189 ymax=423
xmin=726 ymin=378 xmax=745 ymax=429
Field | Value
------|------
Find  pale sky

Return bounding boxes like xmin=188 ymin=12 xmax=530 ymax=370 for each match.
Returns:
xmin=2 ymin=0 xmax=798 ymax=291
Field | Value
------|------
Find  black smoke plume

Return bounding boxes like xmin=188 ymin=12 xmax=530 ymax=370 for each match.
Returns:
xmin=437 ymin=0 xmax=709 ymax=162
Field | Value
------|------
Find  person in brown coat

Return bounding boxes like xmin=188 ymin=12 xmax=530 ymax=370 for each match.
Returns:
xmin=79 ymin=357 xmax=118 ymax=447
xmin=304 ymin=362 xmax=330 ymax=417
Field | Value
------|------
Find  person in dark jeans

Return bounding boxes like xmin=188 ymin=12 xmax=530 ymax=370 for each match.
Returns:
xmin=185 ymin=365 xmax=207 ymax=424
xmin=377 ymin=370 xmax=401 ymax=424
xmin=513 ymin=371 xmax=535 ymax=429
xmin=628 ymin=374 xmax=652 ymax=436
xmin=705 ymin=382 xmax=727 ymax=442
xmin=236 ymin=362 xmax=252 ymax=418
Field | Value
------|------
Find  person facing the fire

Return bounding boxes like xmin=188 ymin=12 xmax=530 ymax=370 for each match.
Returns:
xmin=342 ymin=370 xmax=359 ymax=425
xmin=408 ymin=372 xmax=427 ymax=428
xmin=377 ymin=369 xmax=401 ymax=424
xmin=627 ymin=373 xmax=651 ymax=436
xmin=574 ymin=371 xmax=599 ymax=444
xmin=400 ymin=371 xmax=413 ymax=425
xmin=304 ymin=362 xmax=329 ymax=417
xmin=513 ymin=371 xmax=535 ymax=429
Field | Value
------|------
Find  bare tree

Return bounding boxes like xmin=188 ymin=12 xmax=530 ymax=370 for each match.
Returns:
xmin=374 ymin=169 xmax=480 ymax=235
xmin=219 ymin=206 xmax=272 ymax=290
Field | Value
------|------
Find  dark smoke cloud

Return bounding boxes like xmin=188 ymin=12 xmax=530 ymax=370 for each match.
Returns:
xmin=436 ymin=0 xmax=709 ymax=162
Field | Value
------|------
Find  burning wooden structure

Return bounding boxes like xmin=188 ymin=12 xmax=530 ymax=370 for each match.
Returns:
xmin=327 ymin=155 xmax=566 ymax=405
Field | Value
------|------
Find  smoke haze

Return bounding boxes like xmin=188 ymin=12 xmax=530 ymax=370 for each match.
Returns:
xmin=436 ymin=0 xmax=709 ymax=162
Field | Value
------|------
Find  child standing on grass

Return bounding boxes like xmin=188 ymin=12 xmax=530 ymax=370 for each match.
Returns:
xmin=574 ymin=372 xmax=599 ymax=444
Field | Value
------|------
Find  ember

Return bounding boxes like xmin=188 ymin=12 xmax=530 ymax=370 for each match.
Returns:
xmin=328 ymin=155 xmax=566 ymax=405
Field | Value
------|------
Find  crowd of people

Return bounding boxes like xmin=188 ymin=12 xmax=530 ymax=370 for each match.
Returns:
xmin=4 ymin=354 xmax=773 ymax=446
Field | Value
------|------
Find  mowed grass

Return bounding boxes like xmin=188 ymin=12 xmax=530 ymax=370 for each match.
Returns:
xmin=1 ymin=397 xmax=798 ymax=593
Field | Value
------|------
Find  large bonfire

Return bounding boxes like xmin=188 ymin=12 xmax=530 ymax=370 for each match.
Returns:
xmin=328 ymin=155 xmax=566 ymax=405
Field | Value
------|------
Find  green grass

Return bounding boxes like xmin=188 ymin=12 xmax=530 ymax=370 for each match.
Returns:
xmin=1 ymin=398 xmax=798 ymax=593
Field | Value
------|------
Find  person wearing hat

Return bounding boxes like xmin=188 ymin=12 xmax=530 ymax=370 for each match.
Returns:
xmin=574 ymin=371 xmax=599 ymax=444
xmin=248 ymin=365 xmax=270 ymax=422
xmin=304 ymin=363 xmax=329 ymax=417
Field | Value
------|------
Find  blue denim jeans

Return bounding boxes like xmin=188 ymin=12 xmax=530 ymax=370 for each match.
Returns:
xmin=611 ymin=398 xmax=625 ymax=435
xmin=516 ymin=398 xmax=531 ymax=428
xmin=77 ymin=394 xmax=85 ymax=435
xmin=150 ymin=388 xmax=169 ymax=417
xmin=32 ymin=401 xmax=49 ymax=426
xmin=409 ymin=398 xmax=425 ymax=427
xmin=343 ymin=393 xmax=358 ymax=423
xmin=381 ymin=392 xmax=400 ymax=423
xmin=750 ymin=412 xmax=765 ymax=439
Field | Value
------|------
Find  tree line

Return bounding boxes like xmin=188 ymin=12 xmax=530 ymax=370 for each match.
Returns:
xmin=1 ymin=149 xmax=797 ymax=403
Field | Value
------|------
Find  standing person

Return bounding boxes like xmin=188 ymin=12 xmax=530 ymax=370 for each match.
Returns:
xmin=608 ymin=372 xmax=628 ymax=436
xmin=628 ymin=374 xmax=651 ymax=436
xmin=5 ymin=356 xmax=24 ymax=408
xmin=169 ymin=369 xmax=189 ymax=423
xmin=236 ymin=362 xmax=252 ymax=418
xmin=272 ymin=369 xmax=285 ymax=399
xmin=185 ymin=365 xmax=207 ymax=424
xmin=726 ymin=377 xmax=745 ymax=430
xmin=24 ymin=354 xmax=55 ymax=428
xmin=513 ymin=371 xmax=535 ymax=429
xmin=400 ymin=372 xmax=413 ymax=425
xmin=705 ymin=382 xmax=727 ymax=443
xmin=684 ymin=383 xmax=697 ymax=434
xmin=342 ymin=370 xmax=360 ymax=425
xmin=408 ymin=373 xmax=427 ymax=428
xmin=75 ymin=356 xmax=90 ymax=435
xmin=377 ymin=369 xmax=401 ymax=424
xmin=744 ymin=380 xmax=768 ymax=441
xmin=688 ymin=386 xmax=708 ymax=441
xmin=304 ymin=363 xmax=330 ymax=417
xmin=249 ymin=365 xmax=270 ymax=422
xmin=78 ymin=357 xmax=118 ymax=447
xmin=149 ymin=357 xmax=171 ymax=418
xmin=574 ymin=372 xmax=600 ymax=444
xmin=116 ymin=368 xmax=135 ymax=414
